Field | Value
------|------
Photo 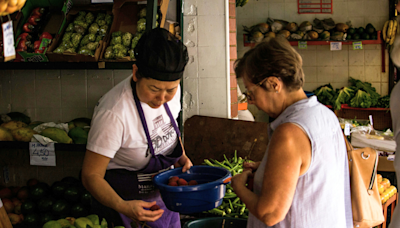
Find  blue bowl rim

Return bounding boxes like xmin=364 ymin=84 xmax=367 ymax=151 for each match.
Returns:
xmin=153 ymin=165 xmax=232 ymax=193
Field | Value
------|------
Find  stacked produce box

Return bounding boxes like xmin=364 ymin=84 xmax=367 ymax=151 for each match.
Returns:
xmin=377 ymin=174 xmax=397 ymax=205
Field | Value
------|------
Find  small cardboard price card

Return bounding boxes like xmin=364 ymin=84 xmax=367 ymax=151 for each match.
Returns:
xmin=344 ymin=123 xmax=351 ymax=136
xmin=353 ymin=41 xmax=363 ymax=50
xmin=298 ymin=41 xmax=307 ymax=49
xmin=330 ymin=42 xmax=342 ymax=51
xmin=29 ymin=142 xmax=56 ymax=166
xmin=2 ymin=21 xmax=15 ymax=61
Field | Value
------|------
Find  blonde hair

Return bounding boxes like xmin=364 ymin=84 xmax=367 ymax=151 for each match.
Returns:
xmin=235 ymin=37 xmax=305 ymax=92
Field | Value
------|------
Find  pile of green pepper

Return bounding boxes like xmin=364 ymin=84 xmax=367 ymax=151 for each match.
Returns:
xmin=203 ymin=151 xmax=249 ymax=219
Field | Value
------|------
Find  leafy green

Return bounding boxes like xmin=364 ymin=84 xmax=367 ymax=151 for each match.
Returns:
xmin=376 ymin=95 xmax=390 ymax=108
xmin=349 ymin=77 xmax=380 ymax=106
xmin=334 ymin=86 xmax=356 ymax=110
xmin=313 ymin=83 xmax=336 ymax=106
xmin=350 ymin=90 xmax=372 ymax=108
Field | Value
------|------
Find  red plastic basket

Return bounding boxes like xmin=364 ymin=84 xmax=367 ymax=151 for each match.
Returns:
xmin=335 ymin=104 xmax=391 ymax=130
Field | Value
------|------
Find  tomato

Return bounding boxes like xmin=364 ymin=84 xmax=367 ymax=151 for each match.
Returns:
xmin=40 ymin=32 xmax=53 ymax=40
xmin=28 ymin=15 xmax=40 ymax=25
xmin=33 ymin=40 xmax=41 ymax=50
xmin=34 ymin=49 xmax=44 ymax=53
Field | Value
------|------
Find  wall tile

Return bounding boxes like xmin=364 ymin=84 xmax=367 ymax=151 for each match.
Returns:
xmin=349 ymin=66 xmax=365 ymax=81
xmin=381 ymin=83 xmax=389 ymax=96
xmin=253 ymin=1 xmax=269 ymax=20
xmin=35 ymin=70 xmax=61 ymax=80
xmin=183 ymin=0 xmax=197 ymax=16
xmin=36 ymin=108 xmax=62 ymax=122
xmin=331 ymin=2 xmax=348 ymax=22
xmin=236 ymin=1 xmax=253 ymax=19
xmin=303 ymin=67 xmax=317 ymax=83
xmin=299 ymin=51 xmax=316 ymax=66
xmin=230 ymin=32 xmax=237 ymax=46
xmin=381 ymin=69 xmax=389 ymax=83
xmin=347 ymin=17 xmax=365 ymax=28
xmin=364 ymin=1 xmax=386 ymax=17
xmin=182 ymin=78 xmax=199 ymax=123
xmin=316 ymin=51 xmax=333 ymax=66
xmin=364 ymin=50 xmax=381 ymax=66
xmin=332 ymin=49 xmax=349 ymax=66
xmin=184 ymin=47 xmax=199 ymax=79
xmin=365 ymin=66 xmax=381 ymax=82
xmin=332 ymin=66 xmax=349 ymax=83
xmin=198 ymin=46 xmax=226 ymax=78
xmin=268 ymin=3 xmax=285 ymax=20
xmin=199 ymin=78 xmax=228 ymax=118
xmin=61 ymin=70 xmax=86 ymax=80
xmin=11 ymin=71 xmax=35 ymax=109
xmin=349 ymin=49 xmax=365 ymax=66
xmin=87 ymin=70 xmax=113 ymax=80
xmin=183 ymin=16 xmax=197 ymax=48
xmin=348 ymin=1 xmax=364 ymax=17
xmin=284 ymin=2 xmax=299 ymax=23
xmin=363 ymin=44 xmax=380 ymax=50
xmin=230 ymin=46 xmax=237 ymax=59
xmin=317 ymin=66 xmax=333 ymax=83
xmin=35 ymin=79 xmax=61 ymax=108
xmin=113 ymin=70 xmax=132 ymax=86
xmin=87 ymin=78 xmax=113 ymax=109
xmin=198 ymin=15 xmax=225 ymax=47
xmin=303 ymin=82 xmax=320 ymax=92
xmin=61 ymin=79 xmax=87 ymax=108
xmin=229 ymin=3 xmax=236 ymax=18
xmin=197 ymin=0 xmax=224 ymax=16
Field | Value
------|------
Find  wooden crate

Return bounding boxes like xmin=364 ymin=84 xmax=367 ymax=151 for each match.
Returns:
xmin=378 ymin=193 xmax=398 ymax=228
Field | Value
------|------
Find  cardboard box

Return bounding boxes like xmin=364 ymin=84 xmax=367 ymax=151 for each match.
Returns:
xmin=99 ymin=0 xmax=168 ymax=62
xmin=378 ymin=156 xmax=395 ymax=172
xmin=13 ymin=0 xmax=69 ymax=62
xmin=46 ymin=3 xmax=113 ymax=62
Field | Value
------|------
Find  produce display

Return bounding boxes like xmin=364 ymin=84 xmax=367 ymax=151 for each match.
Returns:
xmin=0 ymin=112 xmax=90 ymax=144
xmin=245 ymin=18 xmax=378 ymax=43
xmin=167 ymin=176 xmax=198 ymax=186
xmin=15 ymin=7 xmax=53 ymax=54
xmin=0 ymin=177 xmax=94 ymax=227
xmin=202 ymin=152 xmax=249 ymax=219
xmin=377 ymin=174 xmax=397 ymax=205
xmin=53 ymin=11 xmax=113 ymax=56
xmin=235 ymin=0 xmax=248 ymax=7
xmin=313 ymin=77 xmax=390 ymax=110
xmin=103 ymin=8 xmax=158 ymax=60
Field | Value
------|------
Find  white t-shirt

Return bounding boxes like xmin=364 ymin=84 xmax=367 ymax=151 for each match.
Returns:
xmin=87 ymin=75 xmax=181 ymax=171
xmin=0 ymin=198 xmax=2 ymax=208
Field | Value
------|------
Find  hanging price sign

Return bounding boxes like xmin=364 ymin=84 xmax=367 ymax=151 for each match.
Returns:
xmin=298 ymin=41 xmax=307 ymax=49
xmin=353 ymin=41 xmax=363 ymax=50
xmin=29 ymin=142 xmax=56 ymax=166
xmin=2 ymin=20 xmax=16 ymax=61
xmin=330 ymin=42 xmax=342 ymax=51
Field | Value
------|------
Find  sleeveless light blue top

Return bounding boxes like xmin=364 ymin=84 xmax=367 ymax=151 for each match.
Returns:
xmin=247 ymin=96 xmax=353 ymax=228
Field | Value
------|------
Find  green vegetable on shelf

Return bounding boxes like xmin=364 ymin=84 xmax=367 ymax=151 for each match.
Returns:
xmin=334 ymin=86 xmax=356 ymax=110
xmin=350 ymin=90 xmax=372 ymax=108
xmin=313 ymin=83 xmax=336 ymax=106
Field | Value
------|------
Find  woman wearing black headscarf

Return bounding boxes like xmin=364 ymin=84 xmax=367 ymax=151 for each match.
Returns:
xmin=81 ymin=28 xmax=192 ymax=228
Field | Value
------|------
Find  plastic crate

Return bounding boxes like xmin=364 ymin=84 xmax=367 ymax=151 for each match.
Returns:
xmin=335 ymin=104 xmax=392 ymax=130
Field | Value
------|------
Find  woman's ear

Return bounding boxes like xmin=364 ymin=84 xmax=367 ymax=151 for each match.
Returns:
xmin=132 ymin=64 xmax=139 ymax=82
xmin=267 ymin=77 xmax=281 ymax=92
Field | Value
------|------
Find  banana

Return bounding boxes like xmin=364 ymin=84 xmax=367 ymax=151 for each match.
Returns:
xmin=240 ymin=0 xmax=249 ymax=7
xmin=390 ymin=19 xmax=397 ymax=45
xmin=387 ymin=20 xmax=394 ymax=43
xmin=383 ymin=20 xmax=390 ymax=41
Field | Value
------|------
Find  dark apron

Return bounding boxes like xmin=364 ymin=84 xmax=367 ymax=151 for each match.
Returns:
xmin=91 ymin=80 xmax=183 ymax=228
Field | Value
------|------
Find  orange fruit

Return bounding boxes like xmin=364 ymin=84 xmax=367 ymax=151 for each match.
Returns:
xmin=5 ymin=4 xmax=18 ymax=13
xmin=377 ymin=174 xmax=382 ymax=184
xmin=381 ymin=178 xmax=391 ymax=189
xmin=0 ymin=1 xmax=8 ymax=13
xmin=7 ymin=0 xmax=17 ymax=7
xmin=378 ymin=183 xmax=385 ymax=195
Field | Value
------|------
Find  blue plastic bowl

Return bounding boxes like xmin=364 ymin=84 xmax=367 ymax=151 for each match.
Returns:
xmin=305 ymin=91 xmax=315 ymax=98
xmin=153 ymin=165 xmax=232 ymax=214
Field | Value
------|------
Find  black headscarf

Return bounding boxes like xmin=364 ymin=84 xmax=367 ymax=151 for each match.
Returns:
xmin=134 ymin=28 xmax=189 ymax=81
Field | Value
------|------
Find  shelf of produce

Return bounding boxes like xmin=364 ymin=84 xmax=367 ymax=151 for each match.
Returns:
xmin=243 ymin=31 xmax=383 ymax=47
xmin=0 ymin=141 xmax=86 ymax=152
xmin=0 ymin=61 xmax=135 ymax=69
xmin=379 ymin=193 xmax=398 ymax=228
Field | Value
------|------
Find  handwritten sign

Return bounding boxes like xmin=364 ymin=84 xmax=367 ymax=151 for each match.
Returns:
xmin=29 ymin=142 xmax=56 ymax=166
xmin=298 ymin=41 xmax=307 ymax=49
xmin=330 ymin=42 xmax=342 ymax=51
xmin=2 ymin=21 xmax=15 ymax=61
xmin=353 ymin=41 xmax=363 ymax=50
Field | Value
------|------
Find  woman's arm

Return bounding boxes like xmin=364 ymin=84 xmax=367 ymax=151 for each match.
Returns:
xmin=81 ymin=150 xmax=164 ymax=222
xmin=232 ymin=123 xmax=311 ymax=226
xmin=173 ymin=137 xmax=193 ymax=172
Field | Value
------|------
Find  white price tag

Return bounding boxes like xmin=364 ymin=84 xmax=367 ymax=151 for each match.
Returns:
xmin=369 ymin=115 xmax=374 ymax=128
xmin=29 ymin=142 xmax=56 ymax=166
xmin=344 ymin=123 xmax=351 ymax=136
xmin=298 ymin=41 xmax=307 ymax=49
xmin=2 ymin=21 xmax=15 ymax=61
xmin=330 ymin=42 xmax=342 ymax=51
xmin=353 ymin=41 xmax=363 ymax=50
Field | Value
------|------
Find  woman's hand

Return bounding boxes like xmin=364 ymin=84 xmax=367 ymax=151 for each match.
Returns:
xmin=174 ymin=154 xmax=193 ymax=172
xmin=231 ymin=169 xmax=253 ymax=190
xmin=243 ymin=161 xmax=260 ymax=172
xmin=122 ymin=200 xmax=164 ymax=222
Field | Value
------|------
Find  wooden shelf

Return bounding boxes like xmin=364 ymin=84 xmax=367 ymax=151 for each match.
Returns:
xmin=0 ymin=61 xmax=135 ymax=70
xmin=0 ymin=141 xmax=86 ymax=152
xmin=243 ymin=31 xmax=383 ymax=47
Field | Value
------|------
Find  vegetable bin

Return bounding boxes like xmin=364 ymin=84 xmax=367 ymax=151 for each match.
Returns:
xmin=183 ymin=217 xmax=247 ymax=228
xmin=153 ymin=165 xmax=231 ymax=214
